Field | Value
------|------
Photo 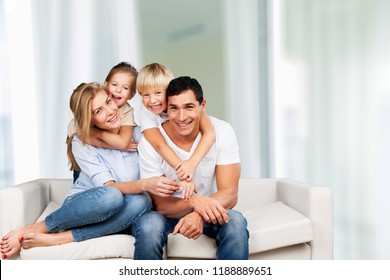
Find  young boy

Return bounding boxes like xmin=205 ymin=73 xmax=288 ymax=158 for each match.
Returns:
xmin=136 ymin=63 xmax=216 ymax=200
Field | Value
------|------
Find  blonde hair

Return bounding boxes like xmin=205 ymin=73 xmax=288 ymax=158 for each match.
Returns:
xmin=66 ymin=82 xmax=106 ymax=170
xmin=136 ymin=63 xmax=174 ymax=94
xmin=105 ymin=61 xmax=138 ymax=100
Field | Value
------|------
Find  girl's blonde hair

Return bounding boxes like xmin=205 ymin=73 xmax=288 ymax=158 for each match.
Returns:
xmin=66 ymin=82 xmax=106 ymax=171
xmin=136 ymin=63 xmax=174 ymax=94
xmin=105 ymin=61 xmax=138 ymax=100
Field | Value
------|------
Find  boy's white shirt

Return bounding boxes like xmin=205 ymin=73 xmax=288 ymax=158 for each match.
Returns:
xmin=139 ymin=105 xmax=169 ymax=132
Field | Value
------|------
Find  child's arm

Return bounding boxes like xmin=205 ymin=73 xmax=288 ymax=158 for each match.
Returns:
xmin=176 ymin=111 xmax=216 ymax=181
xmin=143 ymin=127 xmax=182 ymax=170
xmin=87 ymin=125 xmax=134 ymax=150
xmin=179 ymin=180 xmax=197 ymax=201
xmin=144 ymin=127 xmax=198 ymax=199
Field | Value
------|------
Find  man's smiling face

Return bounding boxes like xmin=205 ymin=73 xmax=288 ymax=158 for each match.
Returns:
xmin=167 ymin=89 xmax=205 ymax=138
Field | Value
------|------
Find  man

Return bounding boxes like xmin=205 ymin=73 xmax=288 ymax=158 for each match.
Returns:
xmin=135 ymin=76 xmax=249 ymax=260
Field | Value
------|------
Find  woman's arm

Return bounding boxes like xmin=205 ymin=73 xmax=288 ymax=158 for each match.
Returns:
xmin=104 ymin=176 xmax=180 ymax=196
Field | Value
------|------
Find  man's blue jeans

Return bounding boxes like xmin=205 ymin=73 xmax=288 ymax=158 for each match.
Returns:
xmin=131 ymin=209 xmax=249 ymax=260
xmin=44 ymin=186 xmax=152 ymax=242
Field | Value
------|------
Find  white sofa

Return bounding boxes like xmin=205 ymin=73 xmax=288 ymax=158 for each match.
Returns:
xmin=0 ymin=178 xmax=333 ymax=260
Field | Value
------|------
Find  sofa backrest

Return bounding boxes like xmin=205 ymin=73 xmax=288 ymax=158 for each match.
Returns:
xmin=235 ymin=178 xmax=278 ymax=212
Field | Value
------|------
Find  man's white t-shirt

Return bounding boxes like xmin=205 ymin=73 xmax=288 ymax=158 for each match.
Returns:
xmin=138 ymin=116 xmax=240 ymax=198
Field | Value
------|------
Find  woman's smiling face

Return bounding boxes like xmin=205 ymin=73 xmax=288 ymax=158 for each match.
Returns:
xmin=91 ymin=89 xmax=121 ymax=131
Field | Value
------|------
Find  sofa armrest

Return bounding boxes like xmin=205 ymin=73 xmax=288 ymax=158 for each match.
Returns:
xmin=276 ymin=179 xmax=333 ymax=259
xmin=0 ymin=179 xmax=71 ymax=237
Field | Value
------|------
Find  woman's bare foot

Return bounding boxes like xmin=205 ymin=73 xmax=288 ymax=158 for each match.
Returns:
xmin=0 ymin=221 xmax=48 ymax=259
xmin=19 ymin=231 xmax=74 ymax=249
xmin=1 ymin=230 xmax=23 ymax=259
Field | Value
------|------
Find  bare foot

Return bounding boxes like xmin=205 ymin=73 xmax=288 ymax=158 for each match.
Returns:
xmin=1 ymin=221 xmax=48 ymax=259
xmin=20 ymin=231 xmax=74 ymax=249
xmin=1 ymin=229 xmax=24 ymax=259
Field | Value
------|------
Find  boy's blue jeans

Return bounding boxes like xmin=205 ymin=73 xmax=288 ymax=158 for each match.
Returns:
xmin=131 ymin=209 xmax=249 ymax=260
xmin=44 ymin=186 xmax=152 ymax=241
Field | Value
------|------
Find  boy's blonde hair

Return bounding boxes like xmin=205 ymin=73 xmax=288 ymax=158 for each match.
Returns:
xmin=136 ymin=63 xmax=174 ymax=94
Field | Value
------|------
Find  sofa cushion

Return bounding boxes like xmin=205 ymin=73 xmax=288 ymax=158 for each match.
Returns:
xmin=245 ymin=201 xmax=313 ymax=254
xmin=36 ymin=201 xmax=60 ymax=222
xmin=167 ymin=201 xmax=313 ymax=259
xmin=20 ymin=201 xmax=135 ymax=260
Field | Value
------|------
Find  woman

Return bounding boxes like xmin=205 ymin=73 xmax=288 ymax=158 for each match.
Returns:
xmin=1 ymin=82 xmax=179 ymax=259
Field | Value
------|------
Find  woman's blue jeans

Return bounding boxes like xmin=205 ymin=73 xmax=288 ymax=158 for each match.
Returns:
xmin=44 ymin=186 xmax=152 ymax=242
xmin=131 ymin=209 xmax=249 ymax=260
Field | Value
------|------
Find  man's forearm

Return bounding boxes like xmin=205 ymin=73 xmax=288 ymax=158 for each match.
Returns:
xmin=210 ymin=188 xmax=238 ymax=210
xmin=151 ymin=194 xmax=194 ymax=219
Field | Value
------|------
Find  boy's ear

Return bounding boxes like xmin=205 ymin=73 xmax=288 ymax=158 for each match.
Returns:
xmin=103 ymin=81 xmax=108 ymax=87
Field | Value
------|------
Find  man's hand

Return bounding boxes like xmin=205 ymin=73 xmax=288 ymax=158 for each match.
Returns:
xmin=189 ymin=196 xmax=229 ymax=225
xmin=173 ymin=212 xmax=204 ymax=240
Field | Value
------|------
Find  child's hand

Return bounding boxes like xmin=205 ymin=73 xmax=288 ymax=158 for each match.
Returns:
xmin=125 ymin=141 xmax=138 ymax=152
xmin=176 ymin=160 xmax=197 ymax=181
xmin=180 ymin=180 xmax=197 ymax=201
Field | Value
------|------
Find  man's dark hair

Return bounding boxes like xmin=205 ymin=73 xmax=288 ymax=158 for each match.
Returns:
xmin=166 ymin=76 xmax=204 ymax=104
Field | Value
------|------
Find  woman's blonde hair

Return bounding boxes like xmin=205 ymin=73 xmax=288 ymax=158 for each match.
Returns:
xmin=66 ymin=82 xmax=106 ymax=171
xmin=136 ymin=63 xmax=174 ymax=94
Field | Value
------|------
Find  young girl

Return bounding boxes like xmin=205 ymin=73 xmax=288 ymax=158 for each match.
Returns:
xmin=136 ymin=63 xmax=216 ymax=200
xmin=1 ymin=83 xmax=179 ymax=259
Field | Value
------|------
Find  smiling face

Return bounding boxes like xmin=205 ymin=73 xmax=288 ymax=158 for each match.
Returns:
xmin=105 ymin=72 xmax=135 ymax=108
xmin=167 ymin=89 xmax=205 ymax=139
xmin=91 ymin=89 xmax=121 ymax=132
xmin=140 ymin=86 xmax=167 ymax=115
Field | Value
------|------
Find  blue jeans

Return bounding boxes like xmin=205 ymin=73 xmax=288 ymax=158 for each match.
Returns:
xmin=131 ymin=209 xmax=249 ymax=260
xmin=45 ymin=186 xmax=152 ymax=242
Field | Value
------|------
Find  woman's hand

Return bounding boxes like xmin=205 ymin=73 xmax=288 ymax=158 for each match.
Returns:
xmin=142 ymin=176 xmax=180 ymax=197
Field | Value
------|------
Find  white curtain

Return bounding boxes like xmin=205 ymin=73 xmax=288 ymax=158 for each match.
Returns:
xmin=3 ymin=0 xmax=141 ymax=185
xmin=271 ymin=0 xmax=390 ymax=259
